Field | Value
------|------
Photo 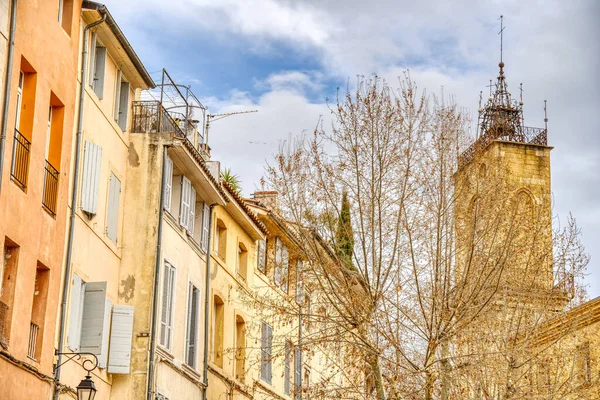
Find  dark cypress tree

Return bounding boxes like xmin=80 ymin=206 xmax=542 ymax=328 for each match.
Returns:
xmin=335 ymin=191 xmax=354 ymax=269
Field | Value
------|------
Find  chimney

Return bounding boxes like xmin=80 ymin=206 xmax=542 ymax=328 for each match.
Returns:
xmin=205 ymin=160 xmax=220 ymax=181
xmin=252 ymin=191 xmax=280 ymax=212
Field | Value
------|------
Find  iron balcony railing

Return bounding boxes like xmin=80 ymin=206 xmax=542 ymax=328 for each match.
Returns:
xmin=458 ymin=126 xmax=547 ymax=168
xmin=42 ymin=160 xmax=60 ymax=217
xmin=0 ymin=300 xmax=9 ymax=346
xmin=131 ymin=101 xmax=185 ymax=137
xmin=27 ymin=322 xmax=39 ymax=360
xmin=10 ymin=129 xmax=31 ymax=190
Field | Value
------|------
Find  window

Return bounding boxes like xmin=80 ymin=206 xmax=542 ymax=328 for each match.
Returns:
xmin=212 ymin=295 xmax=224 ymax=368
xmin=0 ymin=241 xmax=19 ymax=346
xmin=163 ymin=156 xmax=173 ymax=212
xmin=215 ymin=219 xmax=227 ymax=261
xmin=284 ymin=340 xmax=292 ymax=395
xmin=58 ymin=0 xmax=73 ymax=35
xmin=185 ymin=283 xmax=200 ymax=368
xmin=260 ymin=321 xmax=273 ymax=384
xmin=14 ymin=72 xmax=23 ymax=130
xmin=89 ymin=33 xmax=107 ymax=99
xmin=235 ymin=315 xmax=246 ymax=381
xmin=274 ymin=237 xmax=289 ymax=292
xmin=574 ymin=342 xmax=591 ymax=386
xmin=159 ymin=262 xmax=176 ymax=350
xmin=257 ymin=239 xmax=266 ymax=274
xmin=28 ymin=263 xmax=50 ymax=361
xmin=113 ymin=71 xmax=130 ymax=131
xmin=237 ymin=242 xmax=248 ymax=282
xmin=179 ymin=176 xmax=195 ymax=234
xmin=81 ymin=141 xmax=102 ymax=217
xmin=67 ymin=277 xmax=112 ymax=367
xmin=294 ymin=346 xmax=302 ymax=399
xmin=106 ymin=172 xmax=121 ymax=243
xmin=42 ymin=94 xmax=64 ymax=217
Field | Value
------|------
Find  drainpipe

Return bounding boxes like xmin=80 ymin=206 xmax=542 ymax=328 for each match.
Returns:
xmin=53 ymin=8 xmax=107 ymax=400
xmin=147 ymin=145 xmax=169 ymax=400
xmin=202 ymin=204 xmax=215 ymax=400
xmin=0 ymin=0 xmax=18 ymax=194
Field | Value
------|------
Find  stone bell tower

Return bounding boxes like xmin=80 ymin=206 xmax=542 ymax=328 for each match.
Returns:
xmin=453 ymin=38 xmax=562 ymax=303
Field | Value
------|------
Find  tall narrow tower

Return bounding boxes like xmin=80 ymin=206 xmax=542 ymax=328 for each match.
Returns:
xmin=454 ymin=27 xmax=559 ymax=303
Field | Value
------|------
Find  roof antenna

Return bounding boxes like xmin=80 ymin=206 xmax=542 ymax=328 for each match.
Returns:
xmin=544 ymin=100 xmax=548 ymax=131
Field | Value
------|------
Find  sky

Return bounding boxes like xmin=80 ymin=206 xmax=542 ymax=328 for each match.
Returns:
xmin=103 ymin=0 xmax=599 ymax=298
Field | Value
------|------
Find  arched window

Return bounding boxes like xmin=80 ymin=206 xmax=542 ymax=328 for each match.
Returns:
xmin=212 ymin=295 xmax=224 ymax=367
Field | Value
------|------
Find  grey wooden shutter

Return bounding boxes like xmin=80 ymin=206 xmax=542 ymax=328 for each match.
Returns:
xmin=160 ymin=263 xmax=175 ymax=349
xmin=97 ymin=298 xmax=112 ymax=368
xmin=93 ymin=46 xmax=106 ymax=99
xmin=81 ymin=141 xmax=102 ymax=216
xmin=201 ymin=203 xmax=210 ymax=251
xmin=284 ymin=341 xmax=291 ymax=394
xmin=294 ymin=346 xmax=302 ymax=398
xmin=282 ymin=244 xmax=289 ymax=292
xmin=88 ymin=32 xmax=97 ymax=86
xmin=159 ymin=263 xmax=169 ymax=347
xmin=108 ymin=305 xmax=134 ymax=374
xmin=80 ymin=282 xmax=108 ymax=355
xmin=106 ymin=172 xmax=121 ymax=243
xmin=275 ymin=237 xmax=282 ymax=285
xmin=113 ymin=70 xmax=122 ymax=121
xmin=260 ymin=321 xmax=270 ymax=382
xmin=257 ymin=240 xmax=266 ymax=273
xmin=188 ymin=187 xmax=196 ymax=234
xmin=186 ymin=285 xmax=199 ymax=367
xmin=180 ymin=176 xmax=190 ymax=228
xmin=68 ymin=274 xmax=84 ymax=351
xmin=163 ymin=157 xmax=173 ymax=212
xmin=118 ymin=81 xmax=130 ymax=131
xmin=266 ymin=324 xmax=272 ymax=382
xmin=296 ymin=261 xmax=303 ymax=304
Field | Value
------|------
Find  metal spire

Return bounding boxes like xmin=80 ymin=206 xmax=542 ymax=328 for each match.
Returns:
xmin=499 ymin=15 xmax=505 ymax=64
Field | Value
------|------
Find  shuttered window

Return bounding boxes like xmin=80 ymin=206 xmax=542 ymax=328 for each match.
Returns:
xmin=189 ymin=187 xmax=196 ymax=235
xmin=160 ymin=262 xmax=176 ymax=350
xmin=260 ymin=321 xmax=273 ymax=384
xmin=106 ymin=172 xmax=121 ymax=243
xmin=274 ymin=237 xmax=289 ymax=292
xmin=118 ymin=81 xmax=130 ymax=131
xmin=80 ymin=282 xmax=111 ymax=367
xmin=108 ymin=305 xmax=134 ymax=374
xmin=180 ymin=176 xmax=191 ymax=230
xmin=284 ymin=341 xmax=291 ymax=395
xmin=257 ymin=240 xmax=266 ymax=274
xmin=296 ymin=260 xmax=304 ymax=304
xmin=91 ymin=43 xmax=106 ymax=99
xmin=294 ymin=346 xmax=302 ymax=399
xmin=81 ymin=141 xmax=102 ymax=216
xmin=163 ymin=156 xmax=173 ymax=212
xmin=185 ymin=283 xmax=200 ymax=368
xmin=113 ymin=70 xmax=122 ymax=121
xmin=201 ymin=203 xmax=210 ymax=252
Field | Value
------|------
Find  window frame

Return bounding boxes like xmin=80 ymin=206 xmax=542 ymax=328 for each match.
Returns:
xmin=159 ymin=261 xmax=177 ymax=351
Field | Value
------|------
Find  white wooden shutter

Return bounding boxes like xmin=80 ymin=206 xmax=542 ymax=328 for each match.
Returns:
xmin=275 ymin=237 xmax=282 ymax=285
xmin=106 ymin=172 xmax=121 ymax=243
xmin=294 ymin=346 xmax=302 ymax=397
xmin=80 ymin=282 xmax=108 ymax=355
xmin=180 ymin=176 xmax=191 ymax=229
xmin=68 ymin=274 xmax=84 ymax=351
xmin=81 ymin=141 xmax=102 ymax=216
xmin=185 ymin=284 xmax=199 ymax=367
xmin=163 ymin=156 xmax=173 ymax=212
xmin=113 ymin=70 xmax=122 ymax=121
xmin=282 ymin=244 xmax=289 ymax=291
xmin=93 ymin=47 xmax=107 ymax=99
xmin=97 ymin=298 xmax=112 ymax=368
xmin=160 ymin=263 xmax=176 ymax=349
xmin=118 ymin=81 xmax=130 ymax=131
xmin=260 ymin=322 xmax=268 ymax=381
xmin=201 ymin=203 xmax=210 ymax=251
xmin=296 ymin=261 xmax=303 ymax=304
xmin=284 ymin=341 xmax=291 ymax=394
xmin=266 ymin=324 xmax=273 ymax=382
xmin=188 ymin=187 xmax=196 ymax=234
xmin=108 ymin=305 xmax=134 ymax=374
xmin=257 ymin=240 xmax=266 ymax=273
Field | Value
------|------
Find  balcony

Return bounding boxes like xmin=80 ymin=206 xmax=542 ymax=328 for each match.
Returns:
xmin=10 ymin=129 xmax=30 ymax=190
xmin=131 ymin=100 xmax=185 ymax=137
xmin=42 ymin=161 xmax=59 ymax=217
xmin=458 ymin=126 xmax=548 ymax=168
xmin=27 ymin=322 xmax=39 ymax=360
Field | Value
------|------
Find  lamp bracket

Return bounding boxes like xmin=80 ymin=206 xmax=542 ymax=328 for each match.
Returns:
xmin=54 ymin=351 xmax=99 ymax=374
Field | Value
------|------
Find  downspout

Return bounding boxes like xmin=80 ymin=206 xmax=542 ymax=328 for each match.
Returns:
xmin=53 ymin=9 xmax=107 ymax=400
xmin=202 ymin=204 xmax=215 ymax=400
xmin=0 ymin=0 xmax=18 ymax=193
xmin=147 ymin=145 xmax=169 ymax=400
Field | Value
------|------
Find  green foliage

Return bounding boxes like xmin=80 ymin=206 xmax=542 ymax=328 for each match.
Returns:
xmin=335 ymin=191 xmax=355 ymax=270
xmin=221 ymin=167 xmax=242 ymax=195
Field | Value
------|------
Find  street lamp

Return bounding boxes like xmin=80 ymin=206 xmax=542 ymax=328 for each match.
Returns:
xmin=77 ymin=375 xmax=97 ymax=400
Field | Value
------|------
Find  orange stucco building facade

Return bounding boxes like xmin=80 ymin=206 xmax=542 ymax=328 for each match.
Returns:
xmin=0 ymin=1 xmax=82 ymax=398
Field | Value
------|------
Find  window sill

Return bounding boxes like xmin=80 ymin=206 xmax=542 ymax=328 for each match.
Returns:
xmin=157 ymin=344 xmax=174 ymax=361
